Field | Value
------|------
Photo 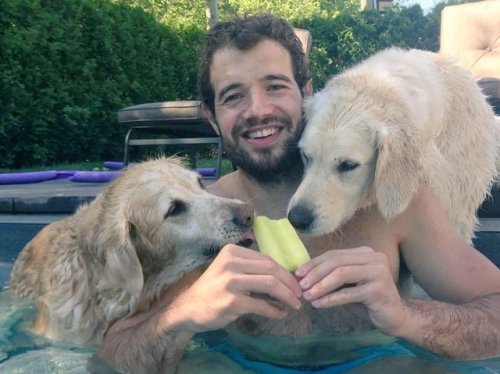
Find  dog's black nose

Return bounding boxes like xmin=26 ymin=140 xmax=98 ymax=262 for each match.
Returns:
xmin=288 ymin=204 xmax=314 ymax=232
xmin=232 ymin=204 xmax=254 ymax=228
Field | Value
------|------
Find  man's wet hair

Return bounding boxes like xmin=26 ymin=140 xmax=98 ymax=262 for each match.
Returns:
xmin=198 ymin=14 xmax=311 ymax=115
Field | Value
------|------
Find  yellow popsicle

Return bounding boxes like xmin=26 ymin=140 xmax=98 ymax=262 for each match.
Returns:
xmin=252 ymin=216 xmax=310 ymax=271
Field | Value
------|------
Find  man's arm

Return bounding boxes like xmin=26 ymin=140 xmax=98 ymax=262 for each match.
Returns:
xmin=396 ymin=187 xmax=500 ymax=359
xmin=398 ymin=293 xmax=500 ymax=359
xmin=98 ymin=271 xmax=199 ymax=374
xmin=297 ymin=187 xmax=500 ymax=359
xmin=98 ymin=245 xmax=302 ymax=373
xmin=99 ymin=309 xmax=194 ymax=374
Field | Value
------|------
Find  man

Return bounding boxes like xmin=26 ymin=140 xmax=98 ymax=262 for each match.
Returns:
xmin=98 ymin=14 xmax=500 ymax=373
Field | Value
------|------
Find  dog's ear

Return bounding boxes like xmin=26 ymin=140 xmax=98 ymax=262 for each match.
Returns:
xmin=374 ymin=123 xmax=421 ymax=220
xmin=104 ymin=220 xmax=144 ymax=297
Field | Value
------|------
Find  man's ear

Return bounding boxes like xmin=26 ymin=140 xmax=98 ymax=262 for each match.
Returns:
xmin=202 ymin=103 xmax=219 ymax=136
xmin=302 ymin=79 xmax=313 ymax=98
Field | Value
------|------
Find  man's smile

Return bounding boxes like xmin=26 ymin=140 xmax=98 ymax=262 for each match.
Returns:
xmin=245 ymin=126 xmax=280 ymax=139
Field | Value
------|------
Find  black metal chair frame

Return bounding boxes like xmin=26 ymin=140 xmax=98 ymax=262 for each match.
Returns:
xmin=123 ymin=125 xmax=222 ymax=179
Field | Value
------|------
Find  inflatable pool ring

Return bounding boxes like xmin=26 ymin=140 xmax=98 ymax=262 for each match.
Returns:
xmin=197 ymin=167 xmax=217 ymax=177
xmin=69 ymin=171 xmax=122 ymax=183
xmin=0 ymin=171 xmax=59 ymax=185
xmin=0 ymin=163 xmax=216 ymax=185
xmin=103 ymin=161 xmax=125 ymax=170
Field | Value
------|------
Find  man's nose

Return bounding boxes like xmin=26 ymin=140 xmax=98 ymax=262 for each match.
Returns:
xmin=243 ymin=90 xmax=272 ymax=119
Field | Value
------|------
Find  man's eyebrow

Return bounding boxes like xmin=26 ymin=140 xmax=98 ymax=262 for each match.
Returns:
xmin=217 ymin=75 xmax=293 ymax=102
xmin=218 ymin=83 xmax=242 ymax=102
xmin=263 ymin=74 xmax=293 ymax=83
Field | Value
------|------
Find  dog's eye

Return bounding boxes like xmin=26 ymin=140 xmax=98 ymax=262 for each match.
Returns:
xmin=338 ymin=160 xmax=360 ymax=173
xmin=164 ymin=200 xmax=187 ymax=219
xmin=301 ymin=152 xmax=310 ymax=166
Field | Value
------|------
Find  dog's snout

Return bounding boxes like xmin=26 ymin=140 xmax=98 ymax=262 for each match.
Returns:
xmin=232 ymin=204 xmax=254 ymax=228
xmin=288 ymin=204 xmax=315 ymax=232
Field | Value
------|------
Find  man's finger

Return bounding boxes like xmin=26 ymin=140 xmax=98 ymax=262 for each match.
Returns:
xmin=231 ymin=274 xmax=302 ymax=310
xmin=296 ymin=247 xmax=374 ymax=276
xmin=310 ymin=282 xmax=372 ymax=308
xmin=235 ymin=258 xmax=302 ymax=297
xmin=303 ymin=265 xmax=378 ymax=300
xmin=298 ymin=250 xmax=379 ymax=288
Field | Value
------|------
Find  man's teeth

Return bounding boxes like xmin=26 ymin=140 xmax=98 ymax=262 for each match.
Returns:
xmin=247 ymin=127 xmax=278 ymax=139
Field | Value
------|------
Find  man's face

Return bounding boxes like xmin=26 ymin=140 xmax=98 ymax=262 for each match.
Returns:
xmin=209 ymin=39 xmax=305 ymax=183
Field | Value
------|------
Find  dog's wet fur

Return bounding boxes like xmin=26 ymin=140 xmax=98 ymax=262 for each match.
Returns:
xmin=9 ymin=157 xmax=253 ymax=344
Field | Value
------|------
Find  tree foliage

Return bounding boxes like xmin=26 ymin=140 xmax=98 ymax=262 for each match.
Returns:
xmin=0 ymin=0 xmax=203 ymax=168
xmin=0 ymin=0 xmax=475 ymax=168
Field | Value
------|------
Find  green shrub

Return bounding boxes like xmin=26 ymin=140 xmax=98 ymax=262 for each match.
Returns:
xmin=300 ymin=5 xmax=434 ymax=87
xmin=0 ymin=0 xmax=204 ymax=168
xmin=0 ymin=0 xmax=472 ymax=169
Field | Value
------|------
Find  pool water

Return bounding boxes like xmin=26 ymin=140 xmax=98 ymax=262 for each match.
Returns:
xmin=1 ymin=275 xmax=500 ymax=373
xmin=0 ymin=224 xmax=499 ymax=373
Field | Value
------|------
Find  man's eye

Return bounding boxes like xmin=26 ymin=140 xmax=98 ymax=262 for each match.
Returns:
xmin=223 ymin=93 xmax=242 ymax=104
xmin=268 ymin=84 xmax=285 ymax=92
xmin=337 ymin=160 xmax=360 ymax=173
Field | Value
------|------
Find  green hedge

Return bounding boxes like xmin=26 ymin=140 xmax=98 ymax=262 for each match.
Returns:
xmin=0 ymin=0 xmax=204 ymax=168
xmin=0 ymin=0 xmax=468 ymax=169
xmin=300 ymin=5 xmax=439 ymax=88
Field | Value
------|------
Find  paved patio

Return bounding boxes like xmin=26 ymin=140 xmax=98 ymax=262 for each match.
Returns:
xmin=0 ymin=176 xmax=218 ymax=214
xmin=0 ymin=179 xmax=104 ymax=214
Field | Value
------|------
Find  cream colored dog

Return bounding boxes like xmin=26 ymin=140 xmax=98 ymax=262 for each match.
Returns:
xmin=288 ymin=48 xmax=498 ymax=243
xmin=9 ymin=158 xmax=253 ymax=344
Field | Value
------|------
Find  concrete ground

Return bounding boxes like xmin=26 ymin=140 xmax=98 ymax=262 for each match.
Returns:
xmin=0 ymin=179 xmax=103 ymax=214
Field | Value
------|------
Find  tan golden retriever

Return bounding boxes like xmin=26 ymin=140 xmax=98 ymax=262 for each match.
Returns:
xmin=9 ymin=158 xmax=253 ymax=344
xmin=288 ymin=48 xmax=498 ymax=243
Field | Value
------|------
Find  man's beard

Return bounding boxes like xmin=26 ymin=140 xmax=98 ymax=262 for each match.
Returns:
xmin=221 ymin=115 xmax=305 ymax=185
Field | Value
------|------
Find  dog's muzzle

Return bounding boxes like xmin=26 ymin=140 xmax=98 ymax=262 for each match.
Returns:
xmin=288 ymin=204 xmax=315 ymax=233
xmin=202 ymin=236 xmax=254 ymax=258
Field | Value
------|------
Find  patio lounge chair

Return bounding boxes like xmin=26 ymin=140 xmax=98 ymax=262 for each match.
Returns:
xmin=440 ymin=1 xmax=500 ymax=217
xmin=440 ymin=0 xmax=500 ymax=115
xmin=118 ymin=27 xmax=312 ymax=179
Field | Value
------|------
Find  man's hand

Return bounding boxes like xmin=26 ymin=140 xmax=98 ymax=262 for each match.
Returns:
xmin=295 ymin=247 xmax=407 ymax=335
xmin=99 ymin=244 xmax=302 ymax=373
xmin=168 ymin=244 xmax=303 ymax=333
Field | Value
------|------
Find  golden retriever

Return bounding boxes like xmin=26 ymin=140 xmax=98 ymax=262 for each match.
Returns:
xmin=288 ymin=48 xmax=498 ymax=243
xmin=8 ymin=157 xmax=253 ymax=344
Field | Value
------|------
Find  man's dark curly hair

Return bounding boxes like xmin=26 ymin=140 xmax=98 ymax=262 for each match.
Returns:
xmin=198 ymin=14 xmax=311 ymax=115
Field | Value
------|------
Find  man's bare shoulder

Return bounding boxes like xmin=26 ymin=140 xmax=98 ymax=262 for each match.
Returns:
xmin=207 ymin=171 xmax=242 ymax=199
xmin=398 ymin=185 xmax=449 ymax=228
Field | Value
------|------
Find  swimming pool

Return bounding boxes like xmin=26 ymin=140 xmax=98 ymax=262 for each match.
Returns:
xmin=0 ymin=218 xmax=499 ymax=373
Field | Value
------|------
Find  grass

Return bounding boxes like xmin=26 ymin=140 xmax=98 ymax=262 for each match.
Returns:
xmin=1 ymin=143 xmax=235 ymax=176
xmin=195 ymin=157 xmax=234 ymax=176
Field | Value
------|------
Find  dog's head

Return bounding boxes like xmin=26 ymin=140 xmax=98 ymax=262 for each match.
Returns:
xmin=94 ymin=158 xmax=253 ymax=298
xmin=287 ymin=73 xmax=421 ymax=235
